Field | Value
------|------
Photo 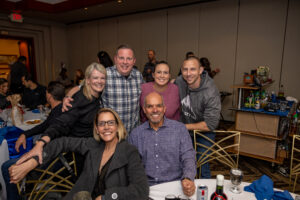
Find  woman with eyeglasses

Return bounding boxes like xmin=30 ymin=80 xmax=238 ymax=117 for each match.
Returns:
xmin=9 ymin=108 xmax=149 ymax=200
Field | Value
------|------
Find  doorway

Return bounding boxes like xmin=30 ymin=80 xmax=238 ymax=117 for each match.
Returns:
xmin=0 ymin=35 xmax=36 ymax=81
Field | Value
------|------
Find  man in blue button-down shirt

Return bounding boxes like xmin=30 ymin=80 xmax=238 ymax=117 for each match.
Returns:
xmin=129 ymin=92 xmax=196 ymax=197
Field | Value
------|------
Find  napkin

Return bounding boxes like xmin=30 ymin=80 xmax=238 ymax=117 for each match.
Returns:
xmin=244 ymin=175 xmax=293 ymax=200
xmin=244 ymin=175 xmax=274 ymax=200
xmin=273 ymin=190 xmax=294 ymax=200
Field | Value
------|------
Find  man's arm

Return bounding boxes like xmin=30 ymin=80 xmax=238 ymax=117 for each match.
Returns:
xmin=185 ymin=121 xmax=210 ymax=131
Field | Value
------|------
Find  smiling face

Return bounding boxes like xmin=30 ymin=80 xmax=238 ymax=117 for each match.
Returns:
xmin=96 ymin=112 xmax=118 ymax=144
xmin=86 ymin=69 xmax=106 ymax=97
xmin=181 ymin=58 xmax=203 ymax=89
xmin=153 ymin=63 xmax=170 ymax=87
xmin=143 ymin=92 xmax=166 ymax=127
xmin=114 ymin=48 xmax=136 ymax=76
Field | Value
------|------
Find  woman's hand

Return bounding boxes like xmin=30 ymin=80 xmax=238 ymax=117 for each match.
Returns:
xmin=9 ymin=159 xmax=38 ymax=184
xmin=62 ymin=96 xmax=74 ymax=112
xmin=15 ymin=134 xmax=26 ymax=153
xmin=16 ymin=141 xmax=45 ymax=165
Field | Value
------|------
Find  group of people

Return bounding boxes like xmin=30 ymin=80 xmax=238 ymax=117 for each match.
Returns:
xmin=1 ymin=44 xmax=221 ymax=200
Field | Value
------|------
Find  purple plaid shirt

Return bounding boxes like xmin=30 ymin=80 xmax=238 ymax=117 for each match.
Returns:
xmin=128 ymin=117 xmax=196 ymax=186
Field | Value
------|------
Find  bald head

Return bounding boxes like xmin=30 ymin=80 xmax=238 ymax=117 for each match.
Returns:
xmin=143 ymin=92 xmax=166 ymax=127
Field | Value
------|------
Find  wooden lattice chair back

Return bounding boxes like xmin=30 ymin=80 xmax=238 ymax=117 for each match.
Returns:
xmin=17 ymin=152 xmax=77 ymax=200
xmin=193 ymin=130 xmax=241 ymax=178
xmin=289 ymin=135 xmax=300 ymax=193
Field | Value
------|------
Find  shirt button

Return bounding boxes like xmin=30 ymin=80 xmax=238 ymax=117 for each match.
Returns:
xmin=156 ymin=154 xmax=158 ymax=157
xmin=155 ymin=143 xmax=158 ymax=146
xmin=156 ymin=166 xmax=159 ymax=169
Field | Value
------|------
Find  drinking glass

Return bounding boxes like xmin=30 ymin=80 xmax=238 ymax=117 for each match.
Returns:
xmin=230 ymin=168 xmax=243 ymax=194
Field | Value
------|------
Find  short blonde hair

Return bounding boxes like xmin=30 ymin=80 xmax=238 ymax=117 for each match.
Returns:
xmin=83 ymin=62 xmax=106 ymax=100
xmin=93 ymin=108 xmax=127 ymax=142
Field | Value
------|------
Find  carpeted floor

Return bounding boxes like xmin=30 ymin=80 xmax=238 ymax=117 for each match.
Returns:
xmin=210 ymin=156 xmax=300 ymax=195
xmin=208 ymin=120 xmax=300 ymax=195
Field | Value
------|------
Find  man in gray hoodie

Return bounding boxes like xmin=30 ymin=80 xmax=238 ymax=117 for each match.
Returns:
xmin=175 ymin=56 xmax=221 ymax=178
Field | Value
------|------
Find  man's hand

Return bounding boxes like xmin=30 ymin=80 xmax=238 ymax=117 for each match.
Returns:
xmin=181 ymin=178 xmax=196 ymax=197
xmin=16 ymin=141 xmax=45 ymax=165
xmin=9 ymin=159 xmax=38 ymax=184
xmin=15 ymin=134 xmax=26 ymax=153
xmin=62 ymin=96 xmax=73 ymax=112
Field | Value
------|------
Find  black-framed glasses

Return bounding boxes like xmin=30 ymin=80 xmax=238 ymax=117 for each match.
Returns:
xmin=97 ymin=120 xmax=116 ymax=127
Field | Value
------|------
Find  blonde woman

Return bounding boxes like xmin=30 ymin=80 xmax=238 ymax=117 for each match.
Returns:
xmin=9 ymin=108 xmax=149 ymax=200
xmin=16 ymin=62 xmax=106 ymax=168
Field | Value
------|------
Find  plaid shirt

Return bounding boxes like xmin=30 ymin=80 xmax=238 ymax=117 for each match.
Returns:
xmin=102 ymin=66 xmax=143 ymax=133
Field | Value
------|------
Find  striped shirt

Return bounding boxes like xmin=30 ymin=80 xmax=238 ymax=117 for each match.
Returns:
xmin=102 ymin=66 xmax=143 ymax=133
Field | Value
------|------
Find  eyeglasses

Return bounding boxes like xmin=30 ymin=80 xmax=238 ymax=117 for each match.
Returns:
xmin=97 ymin=120 xmax=116 ymax=127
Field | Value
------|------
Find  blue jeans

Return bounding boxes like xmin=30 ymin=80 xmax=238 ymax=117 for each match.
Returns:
xmin=192 ymin=131 xmax=216 ymax=178
xmin=1 ymin=158 xmax=20 ymax=200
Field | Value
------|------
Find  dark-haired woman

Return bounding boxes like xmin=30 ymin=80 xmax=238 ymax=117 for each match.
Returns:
xmin=0 ymin=78 xmax=11 ymax=109
xmin=140 ymin=61 xmax=180 ymax=122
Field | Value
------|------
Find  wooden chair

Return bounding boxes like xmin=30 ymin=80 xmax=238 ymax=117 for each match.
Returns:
xmin=289 ymin=134 xmax=300 ymax=192
xmin=193 ymin=130 xmax=241 ymax=178
xmin=17 ymin=152 xmax=77 ymax=200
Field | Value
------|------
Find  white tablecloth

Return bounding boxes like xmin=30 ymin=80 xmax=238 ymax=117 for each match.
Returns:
xmin=149 ymin=179 xmax=298 ymax=200
xmin=0 ymin=109 xmax=44 ymax=200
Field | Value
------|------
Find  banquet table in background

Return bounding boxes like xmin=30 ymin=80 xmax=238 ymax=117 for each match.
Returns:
xmin=149 ymin=179 xmax=298 ymax=200
xmin=0 ymin=109 xmax=45 ymax=200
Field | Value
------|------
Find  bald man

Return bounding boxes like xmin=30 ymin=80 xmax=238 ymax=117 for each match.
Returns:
xmin=129 ymin=92 xmax=196 ymax=197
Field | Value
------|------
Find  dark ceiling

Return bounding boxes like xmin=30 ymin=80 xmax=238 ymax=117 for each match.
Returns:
xmin=0 ymin=0 xmax=217 ymax=24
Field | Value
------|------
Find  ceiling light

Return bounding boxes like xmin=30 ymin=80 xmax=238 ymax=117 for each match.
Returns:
xmin=84 ymin=7 xmax=88 ymax=10
xmin=117 ymin=0 xmax=122 ymax=3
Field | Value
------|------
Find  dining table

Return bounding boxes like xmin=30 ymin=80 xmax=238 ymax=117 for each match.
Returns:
xmin=149 ymin=179 xmax=298 ymax=200
xmin=0 ymin=108 xmax=46 ymax=200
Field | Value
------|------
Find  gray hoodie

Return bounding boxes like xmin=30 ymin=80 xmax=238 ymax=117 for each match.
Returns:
xmin=175 ymin=71 xmax=221 ymax=131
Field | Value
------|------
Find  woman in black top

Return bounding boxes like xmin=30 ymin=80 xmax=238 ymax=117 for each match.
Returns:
xmin=9 ymin=108 xmax=149 ymax=200
xmin=16 ymin=62 xmax=107 ymax=166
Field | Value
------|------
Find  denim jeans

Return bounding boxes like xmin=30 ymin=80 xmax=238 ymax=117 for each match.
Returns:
xmin=192 ymin=131 xmax=216 ymax=178
xmin=1 ymin=158 xmax=20 ymax=200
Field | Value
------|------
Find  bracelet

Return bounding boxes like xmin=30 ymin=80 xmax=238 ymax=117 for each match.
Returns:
xmin=37 ymin=138 xmax=48 ymax=145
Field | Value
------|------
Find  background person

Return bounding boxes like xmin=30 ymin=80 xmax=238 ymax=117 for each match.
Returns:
xmin=9 ymin=56 xmax=28 ymax=94
xmin=142 ymin=50 xmax=158 ymax=82
xmin=97 ymin=51 xmax=113 ymax=68
xmin=0 ymin=78 xmax=11 ymax=110
xmin=140 ymin=61 xmax=180 ymax=122
xmin=9 ymin=108 xmax=149 ymax=200
xmin=21 ymin=73 xmax=47 ymax=110
xmin=199 ymin=57 xmax=220 ymax=79
xmin=1 ymin=81 xmax=65 ymax=200
xmin=74 ymin=69 xmax=84 ymax=85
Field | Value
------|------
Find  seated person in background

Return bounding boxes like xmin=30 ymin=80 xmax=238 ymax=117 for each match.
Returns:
xmin=140 ymin=61 xmax=180 ymax=122
xmin=56 ymin=64 xmax=72 ymax=88
xmin=9 ymin=56 xmax=27 ymax=94
xmin=21 ymin=73 xmax=46 ymax=110
xmin=9 ymin=108 xmax=149 ymax=200
xmin=0 ymin=78 xmax=11 ymax=109
xmin=129 ymin=92 xmax=196 ymax=197
xmin=1 ymin=81 xmax=65 ymax=200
